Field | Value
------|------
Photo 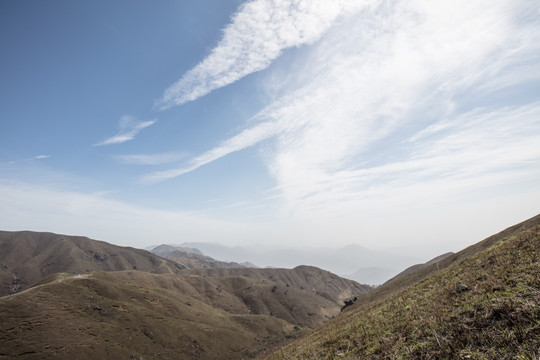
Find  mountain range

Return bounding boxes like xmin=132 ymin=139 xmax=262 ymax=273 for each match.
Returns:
xmin=0 ymin=231 xmax=369 ymax=359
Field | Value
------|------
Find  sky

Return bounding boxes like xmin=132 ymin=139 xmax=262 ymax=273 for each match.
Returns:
xmin=1 ymin=0 xmax=539 ymax=260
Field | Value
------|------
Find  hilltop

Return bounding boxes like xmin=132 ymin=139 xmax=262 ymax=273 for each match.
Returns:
xmin=267 ymin=214 xmax=540 ymax=359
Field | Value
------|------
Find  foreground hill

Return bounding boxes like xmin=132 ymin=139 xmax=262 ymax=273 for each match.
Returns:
xmin=0 ymin=231 xmax=184 ymax=296
xmin=267 ymin=214 xmax=540 ymax=359
xmin=0 ymin=271 xmax=290 ymax=359
xmin=0 ymin=268 xmax=366 ymax=359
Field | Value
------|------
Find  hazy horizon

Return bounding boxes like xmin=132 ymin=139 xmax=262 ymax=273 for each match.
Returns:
xmin=1 ymin=0 xmax=539 ymax=259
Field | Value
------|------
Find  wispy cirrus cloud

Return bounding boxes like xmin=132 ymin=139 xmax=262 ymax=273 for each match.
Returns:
xmin=94 ymin=115 xmax=156 ymax=146
xmin=155 ymin=0 xmax=372 ymax=109
xmin=149 ymin=0 xmax=540 ymax=222
xmin=140 ymin=121 xmax=280 ymax=183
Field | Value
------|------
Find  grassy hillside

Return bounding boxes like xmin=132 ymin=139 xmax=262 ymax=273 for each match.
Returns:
xmin=0 ymin=267 xmax=368 ymax=359
xmin=0 ymin=271 xmax=290 ymax=359
xmin=0 ymin=231 xmax=369 ymax=359
xmin=267 ymin=218 xmax=540 ymax=359
xmin=0 ymin=231 xmax=184 ymax=296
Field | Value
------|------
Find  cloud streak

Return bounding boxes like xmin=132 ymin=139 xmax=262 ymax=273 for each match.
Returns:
xmin=94 ymin=115 xmax=156 ymax=146
xmin=2 ymin=155 xmax=50 ymax=166
xmin=156 ymin=0 xmax=371 ymax=109
xmin=140 ymin=120 xmax=280 ymax=183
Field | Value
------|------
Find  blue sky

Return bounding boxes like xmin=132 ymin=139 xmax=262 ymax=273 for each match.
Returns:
xmin=1 ymin=0 xmax=539 ymax=259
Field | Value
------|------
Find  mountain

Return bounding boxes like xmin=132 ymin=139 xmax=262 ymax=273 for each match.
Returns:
xmin=151 ymin=244 xmax=205 ymax=256
xmin=266 ymin=214 xmax=540 ymax=359
xmin=0 ymin=230 xmax=184 ymax=296
xmin=179 ymin=242 xmax=422 ymax=283
xmin=150 ymin=244 xmax=257 ymax=269
xmin=0 ymin=231 xmax=369 ymax=359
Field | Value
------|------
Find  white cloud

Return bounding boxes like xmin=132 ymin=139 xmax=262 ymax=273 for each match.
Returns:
xmin=156 ymin=0 xmax=372 ymax=109
xmin=33 ymin=155 xmax=50 ymax=160
xmin=263 ymin=0 xmax=540 ymax=215
xmin=151 ymin=0 xmax=540 ymax=227
xmin=94 ymin=115 xmax=156 ymax=146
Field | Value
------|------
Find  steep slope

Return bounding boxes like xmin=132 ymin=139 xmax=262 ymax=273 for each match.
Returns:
xmin=0 ymin=231 xmax=184 ymax=296
xmin=267 ymin=216 xmax=540 ymax=359
xmin=151 ymin=244 xmax=253 ymax=269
